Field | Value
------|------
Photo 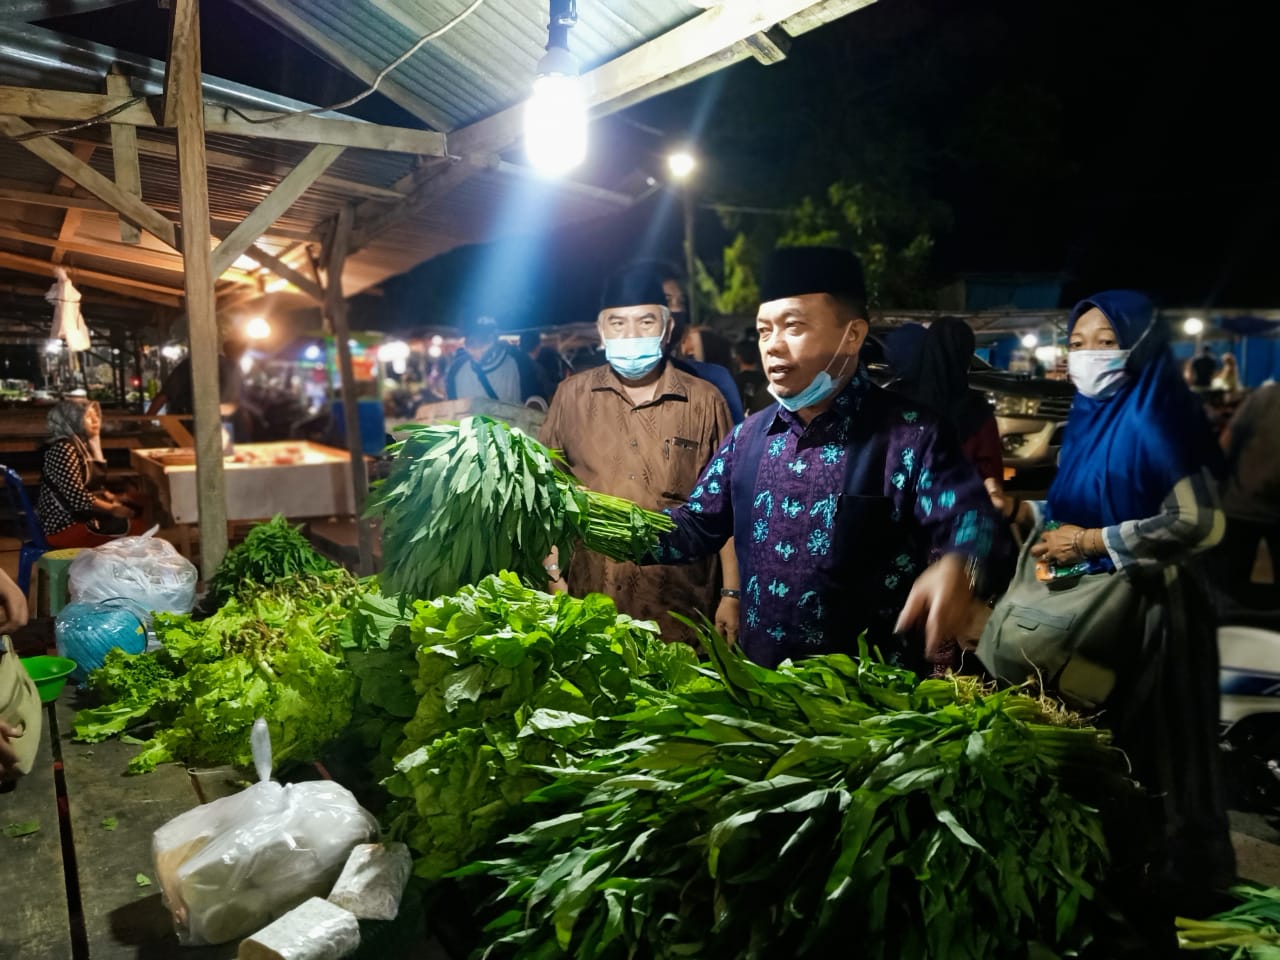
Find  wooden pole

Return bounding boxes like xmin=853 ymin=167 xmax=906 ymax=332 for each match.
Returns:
xmin=166 ymin=0 xmax=228 ymax=577
xmin=323 ymin=205 xmax=375 ymax=575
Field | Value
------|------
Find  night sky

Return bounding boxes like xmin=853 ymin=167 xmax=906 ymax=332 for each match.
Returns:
xmin=45 ymin=0 xmax=1278 ymax=331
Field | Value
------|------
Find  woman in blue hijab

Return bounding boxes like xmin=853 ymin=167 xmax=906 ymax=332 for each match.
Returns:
xmin=1002 ymin=290 xmax=1232 ymax=918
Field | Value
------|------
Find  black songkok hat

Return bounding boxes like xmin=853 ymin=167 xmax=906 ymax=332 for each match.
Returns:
xmin=760 ymin=246 xmax=866 ymax=304
xmin=600 ymin=262 xmax=668 ymax=311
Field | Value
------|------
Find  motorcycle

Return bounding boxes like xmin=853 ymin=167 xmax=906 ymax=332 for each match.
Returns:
xmin=1215 ymin=583 xmax=1280 ymax=811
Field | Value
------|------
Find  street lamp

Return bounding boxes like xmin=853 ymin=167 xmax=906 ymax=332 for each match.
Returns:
xmin=668 ymin=148 xmax=699 ymax=325
xmin=667 ymin=150 xmax=696 ymax=181
xmin=1021 ymin=332 xmax=1039 ymax=350
xmin=1183 ymin=317 xmax=1204 ymax=337
xmin=245 ymin=316 xmax=271 ymax=340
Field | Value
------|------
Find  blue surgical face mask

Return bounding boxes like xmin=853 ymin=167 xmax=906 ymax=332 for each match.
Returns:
xmin=768 ymin=323 xmax=854 ymax=412
xmin=604 ymin=335 xmax=665 ymax=381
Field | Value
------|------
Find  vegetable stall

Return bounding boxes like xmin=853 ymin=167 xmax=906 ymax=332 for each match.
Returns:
xmin=9 ymin=415 xmax=1256 ymax=959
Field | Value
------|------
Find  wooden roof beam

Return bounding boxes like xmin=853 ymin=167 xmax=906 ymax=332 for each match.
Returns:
xmin=202 ymin=104 xmax=446 ymax=155
xmin=0 ymin=84 xmax=447 ymax=155
xmin=27 ymin=124 xmax=408 ymax=201
xmin=0 ymin=114 xmax=178 ymax=248
xmin=0 ymin=250 xmax=183 ymax=305
xmin=210 ymin=142 xmax=344 ymax=277
xmin=0 ymin=221 xmax=258 ymax=284
xmin=49 ymin=142 xmax=95 ymax=265
xmin=106 ymin=70 xmax=143 ymax=243
xmin=231 ymin=243 xmax=323 ymax=305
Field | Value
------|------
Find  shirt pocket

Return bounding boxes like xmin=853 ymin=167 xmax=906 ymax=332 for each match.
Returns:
xmin=827 ymin=494 xmax=895 ymax=574
xmin=659 ymin=436 xmax=704 ymax=501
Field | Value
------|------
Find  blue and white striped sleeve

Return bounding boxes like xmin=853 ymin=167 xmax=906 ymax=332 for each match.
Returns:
xmin=1102 ymin=468 xmax=1225 ymax=574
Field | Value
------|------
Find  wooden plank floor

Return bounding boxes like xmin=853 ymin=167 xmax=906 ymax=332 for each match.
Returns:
xmin=54 ymin=696 xmax=236 ymax=960
xmin=0 ymin=704 xmax=73 ymax=960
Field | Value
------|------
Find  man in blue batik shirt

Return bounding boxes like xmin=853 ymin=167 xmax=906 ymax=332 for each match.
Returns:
xmin=646 ymin=247 xmax=1014 ymax=671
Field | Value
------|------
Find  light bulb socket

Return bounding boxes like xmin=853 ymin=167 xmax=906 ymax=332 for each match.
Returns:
xmin=536 ymin=44 xmax=578 ymax=79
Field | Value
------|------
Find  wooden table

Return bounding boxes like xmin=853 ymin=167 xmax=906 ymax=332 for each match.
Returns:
xmin=1 ymin=690 xmax=441 ymax=960
xmin=0 ymin=695 xmax=236 ymax=960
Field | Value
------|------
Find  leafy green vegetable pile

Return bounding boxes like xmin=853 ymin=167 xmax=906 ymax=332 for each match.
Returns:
xmin=367 ymin=416 xmax=674 ymax=601
xmin=200 ymin=514 xmax=335 ymax=613
xmin=380 ymin=573 xmax=704 ymax=880
xmin=456 ymin=631 xmax=1128 ymax=960
xmin=1179 ymin=885 xmax=1280 ymax=957
xmin=74 ymin=569 xmax=361 ymax=773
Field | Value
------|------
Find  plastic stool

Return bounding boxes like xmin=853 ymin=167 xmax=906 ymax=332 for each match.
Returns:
xmin=36 ymin=548 xmax=82 ymax=618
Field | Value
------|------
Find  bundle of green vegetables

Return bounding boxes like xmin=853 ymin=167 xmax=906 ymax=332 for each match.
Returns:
xmin=456 ymin=629 xmax=1131 ymax=960
xmin=74 ymin=568 xmax=363 ymax=773
xmin=1178 ymin=885 xmax=1280 ymax=957
xmin=199 ymin=514 xmax=335 ymax=613
xmin=379 ymin=573 xmax=705 ymax=880
xmin=367 ymin=416 xmax=674 ymax=601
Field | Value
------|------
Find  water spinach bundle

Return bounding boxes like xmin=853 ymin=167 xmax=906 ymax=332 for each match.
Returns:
xmin=368 ymin=416 xmax=674 ymax=601
xmin=459 ymin=630 xmax=1131 ymax=960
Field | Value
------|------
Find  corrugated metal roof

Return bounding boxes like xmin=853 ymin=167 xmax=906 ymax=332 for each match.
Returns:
xmin=0 ymin=17 xmax=635 ymax=307
xmin=0 ymin=1 xmax=866 ymax=316
xmin=235 ymin=0 xmax=701 ymax=129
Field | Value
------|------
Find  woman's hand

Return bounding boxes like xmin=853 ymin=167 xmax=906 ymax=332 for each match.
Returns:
xmin=1030 ymin=524 xmax=1086 ymax=565
xmin=714 ymin=596 xmax=740 ymax=648
xmin=1 ymin=721 xmax=23 ymax=781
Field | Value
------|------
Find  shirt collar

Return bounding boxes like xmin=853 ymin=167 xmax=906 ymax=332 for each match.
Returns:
xmin=769 ymin=364 xmax=870 ymax=435
xmin=589 ymin=360 xmax=689 ymax=405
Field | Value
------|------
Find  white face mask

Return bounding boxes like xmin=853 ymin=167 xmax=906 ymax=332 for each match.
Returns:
xmin=1068 ymin=349 xmax=1130 ymax=399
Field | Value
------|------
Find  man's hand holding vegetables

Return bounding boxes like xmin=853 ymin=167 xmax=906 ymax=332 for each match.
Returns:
xmin=641 ymin=247 xmax=1015 ymax=672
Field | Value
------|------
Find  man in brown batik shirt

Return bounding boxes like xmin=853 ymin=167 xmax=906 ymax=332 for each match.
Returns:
xmin=540 ymin=263 xmax=735 ymax=641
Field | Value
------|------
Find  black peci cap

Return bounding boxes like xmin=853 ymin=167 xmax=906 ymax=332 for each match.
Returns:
xmin=600 ymin=262 xmax=669 ymax=312
xmin=760 ymin=246 xmax=866 ymax=305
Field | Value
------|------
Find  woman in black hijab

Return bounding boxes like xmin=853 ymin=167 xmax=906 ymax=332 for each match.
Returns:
xmin=887 ymin=318 xmax=1005 ymax=488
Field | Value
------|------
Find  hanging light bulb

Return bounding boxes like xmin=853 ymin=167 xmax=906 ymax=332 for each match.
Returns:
xmin=525 ymin=2 xmax=586 ymax=175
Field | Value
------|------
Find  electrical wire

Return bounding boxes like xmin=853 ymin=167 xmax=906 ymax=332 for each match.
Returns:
xmin=2 ymin=0 xmax=487 ymax=144
xmin=224 ymin=0 xmax=487 ymax=125
xmin=4 ymin=97 xmax=147 ymax=142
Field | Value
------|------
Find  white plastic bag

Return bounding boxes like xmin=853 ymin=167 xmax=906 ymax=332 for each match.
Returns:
xmin=68 ymin=529 xmax=197 ymax=614
xmin=152 ymin=720 xmax=379 ymax=945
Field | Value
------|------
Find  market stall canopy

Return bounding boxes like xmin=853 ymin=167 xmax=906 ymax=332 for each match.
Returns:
xmin=1215 ymin=315 xmax=1280 ymax=338
xmin=0 ymin=0 xmax=876 ymax=319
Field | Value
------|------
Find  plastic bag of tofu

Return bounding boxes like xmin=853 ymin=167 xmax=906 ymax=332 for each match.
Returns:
xmin=151 ymin=718 xmax=379 ymax=945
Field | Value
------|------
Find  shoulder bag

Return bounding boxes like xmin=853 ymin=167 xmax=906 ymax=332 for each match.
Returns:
xmin=976 ymin=525 xmax=1145 ymax=710
xmin=0 ymin=635 xmax=43 ymax=777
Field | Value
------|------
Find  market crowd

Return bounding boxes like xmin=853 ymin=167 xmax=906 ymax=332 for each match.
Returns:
xmin=530 ymin=245 xmax=1278 ymax=923
xmin=6 ymin=242 xmax=1278 ymax=939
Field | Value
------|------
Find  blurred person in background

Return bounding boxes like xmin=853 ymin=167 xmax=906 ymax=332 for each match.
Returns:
xmin=1212 ymin=352 xmax=1240 ymax=394
xmin=886 ymin=319 xmax=1005 ymax=496
xmin=519 ymin=330 xmax=568 ymax=399
xmin=732 ymin=334 xmax=771 ymax=415
xmin=446 ymin=315 xmax=546 ymax=407
xmin=1213 ymin=381 xmax=1280 ymax=606
xmin=37 ymin=398 xmax=148 ymax=548
xmin=147 ymin=335 xmax=245 ymax=418
xmin=1190 ymin=345 xmax=1219 ymax=390
xmin=657 ymin=265 xmax=745 ymax=424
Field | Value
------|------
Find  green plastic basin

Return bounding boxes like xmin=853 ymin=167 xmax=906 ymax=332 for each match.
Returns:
xmin=23 ymin=655 xmax=78 ymax=703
